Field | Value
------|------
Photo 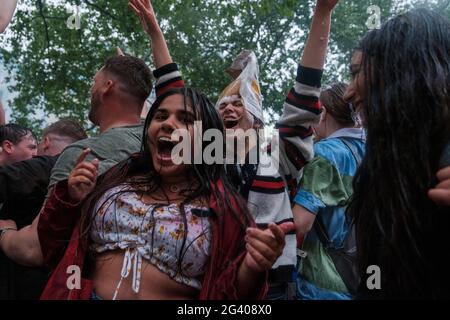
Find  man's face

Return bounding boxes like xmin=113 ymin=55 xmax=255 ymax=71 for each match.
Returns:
xmin=218 ymin=95 xmax=255 ymax=131
xmin=6 ymin=133 xmax=37 ymax=164
xmin=36 ymin=134 xmax=51 ymax=156
xmin=89 ymin=69 xmax=104 ymax=125
xmin=37 ymin=136 xmax=46 ymax=156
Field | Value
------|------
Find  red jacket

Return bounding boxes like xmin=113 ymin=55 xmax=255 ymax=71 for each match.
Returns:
xmin=38 ymin=179 xmax=268 ymax=300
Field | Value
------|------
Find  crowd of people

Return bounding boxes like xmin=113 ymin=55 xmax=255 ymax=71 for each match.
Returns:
xmin=0 ymin=0 xmax=450 ymax=300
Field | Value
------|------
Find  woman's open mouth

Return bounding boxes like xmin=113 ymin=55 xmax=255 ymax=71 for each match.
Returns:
xmin=224 ymin=119 xmax=239 ymax=129
xmin=157 ymin=136 xmax=177 ymax=162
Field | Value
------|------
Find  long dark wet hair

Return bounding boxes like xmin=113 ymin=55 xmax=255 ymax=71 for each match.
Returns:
xmin=347 ymin=9 xmax=450 ymax=299
xmin=79 ymin=87 xmax=252 ymax=276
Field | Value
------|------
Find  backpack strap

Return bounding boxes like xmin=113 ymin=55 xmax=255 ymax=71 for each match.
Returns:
xmin=314 ymin=215 xmax=332 ymax=249
xmin=339 ymin=137 xmax=363 ymax=166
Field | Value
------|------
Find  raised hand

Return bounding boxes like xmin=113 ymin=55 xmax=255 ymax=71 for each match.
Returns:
xmin=129 ymin=0 xmax=160 ymax=38
xmin=128 ymin=0 xmax=172 ymax=68
xmin=68 ymin=148 xmax=99 ymax=202
xmin=243 ymin=222 xmax=295 ymax=272
xmin=315 ymin=0 xmax=340 ymax=13
xmin=300 ymin=0 xmax=338 ymax=70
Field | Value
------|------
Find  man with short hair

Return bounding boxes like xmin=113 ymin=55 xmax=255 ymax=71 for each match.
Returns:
xmin=0 ymin=119 xmax=87 ymax=300
xmin=1 ymin=119 xmax=87 ymax=226
xmin=37 ymin=119 xmax=87 ymax=157
xmin=47 ymin=54 xmax=153 ymax=189
xmin=0 ymin=124 xmax=37 ymax=167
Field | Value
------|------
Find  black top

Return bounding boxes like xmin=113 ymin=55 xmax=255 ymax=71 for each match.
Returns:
xmin=226 ymin=163 xmax=258 ymax=200
xmin=225 ymin=143 xmax=261 ymax=200
xmin=0 ymin=155 xmax=58 ymax=300
xmin=0 ymin=155 xmax=58 ymax=227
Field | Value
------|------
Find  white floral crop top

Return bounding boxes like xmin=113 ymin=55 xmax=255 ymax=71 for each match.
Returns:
xmin=90 ymin=183 xmax=211 ymax=299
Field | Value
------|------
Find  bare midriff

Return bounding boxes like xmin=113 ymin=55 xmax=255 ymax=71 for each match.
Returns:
xmin=92 ymin=250 xmax=200 ymax=300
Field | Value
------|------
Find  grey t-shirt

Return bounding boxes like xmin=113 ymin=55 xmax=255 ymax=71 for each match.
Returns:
xmin=48 ymin=123 xmax=144 ymax=190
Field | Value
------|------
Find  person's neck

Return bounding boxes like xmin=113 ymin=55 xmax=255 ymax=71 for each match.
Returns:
xmin=325 ymin=117 xmax=351 ymax=138
xmin=99 ymin=113 xmax=141 ymax=133
xmin=160 ymin=174 xmax=192 ymax=188
xmin=97 ymin=100 xmax=142 ymax=133
xmin=156 ymin=174 xmax=200 ymax=202
xmin=328 ymin=125 xmax=354 ymax=137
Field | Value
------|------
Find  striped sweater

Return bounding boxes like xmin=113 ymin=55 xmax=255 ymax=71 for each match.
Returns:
xmin=152 ymin=62 xmax=323 ymax=283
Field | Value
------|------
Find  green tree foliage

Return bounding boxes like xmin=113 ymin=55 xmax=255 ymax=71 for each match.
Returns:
xmin=0 ymin=0 xmax=449 ymax=133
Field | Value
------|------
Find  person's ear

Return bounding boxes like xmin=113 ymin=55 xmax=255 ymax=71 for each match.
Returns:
xmin=2 ymin=140 xmax=14 ymax=155
xmin=320 ymin=108 xmax=327 ymax=123
xmin=44 ymin=136 xmax=51 ymax=151
xmin=102 ymin=80 xmax=115 ymax=96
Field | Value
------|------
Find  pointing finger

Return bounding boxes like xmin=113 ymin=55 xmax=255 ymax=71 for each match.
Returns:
xmin=76 ymin=148 xmax=91 ymax=166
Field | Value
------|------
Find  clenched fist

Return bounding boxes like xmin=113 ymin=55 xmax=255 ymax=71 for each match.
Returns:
xmin=243 ymin=222 xmax=295 ymax=273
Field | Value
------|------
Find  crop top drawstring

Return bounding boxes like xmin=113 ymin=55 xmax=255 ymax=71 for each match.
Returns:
xmin=112 ymin=247 xmax=143 ymax=300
